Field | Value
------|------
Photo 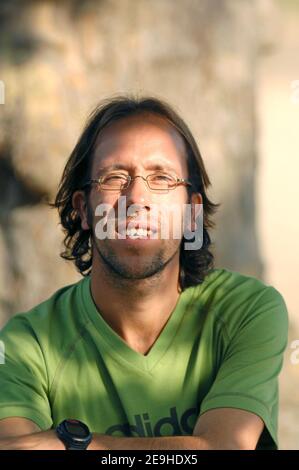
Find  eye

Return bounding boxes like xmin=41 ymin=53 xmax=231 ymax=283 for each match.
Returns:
xmin=150 ymin=173 xmax=173 ymax=181
xmin=103 ymin=174 xmax=128 ymax=182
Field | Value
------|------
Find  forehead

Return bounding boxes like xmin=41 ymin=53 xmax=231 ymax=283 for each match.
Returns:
xmin=92 ymin=113 xmax=188 ymax=174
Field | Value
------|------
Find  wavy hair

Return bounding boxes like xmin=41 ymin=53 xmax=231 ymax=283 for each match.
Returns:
xmin=51 ymin=95 xmax=220 ymax=290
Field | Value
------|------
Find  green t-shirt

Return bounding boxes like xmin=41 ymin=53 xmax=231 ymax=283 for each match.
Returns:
xmin=0 ymin=268 xmax=288 ymax=449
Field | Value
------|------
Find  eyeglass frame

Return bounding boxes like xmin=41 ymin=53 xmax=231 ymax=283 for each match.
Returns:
xmin=81 ymin=173 xmax=193 ymax=192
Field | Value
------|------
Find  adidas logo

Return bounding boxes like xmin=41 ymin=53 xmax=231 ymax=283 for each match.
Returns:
xmin=105 ymin=406 xmax=199 ymax=436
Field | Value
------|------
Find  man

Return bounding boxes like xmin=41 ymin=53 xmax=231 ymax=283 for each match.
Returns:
xmin=0 ymin=96 xmax=288 ymax=450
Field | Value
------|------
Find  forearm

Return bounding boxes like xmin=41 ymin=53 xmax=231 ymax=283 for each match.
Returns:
xmin=89 ymin=434 xmax=208 ymax=450
xmin=0 ymin=430 xmax=65 ymax=450
xmin=0 ymin=430 xmax=209 ymax=450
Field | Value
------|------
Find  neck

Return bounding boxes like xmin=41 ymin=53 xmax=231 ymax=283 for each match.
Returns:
xmin=90 ymin=252 xmax=182 ymax=354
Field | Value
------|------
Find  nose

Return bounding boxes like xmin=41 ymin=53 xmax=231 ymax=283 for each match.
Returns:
xmin=124 ymin=175 xmax=151 ymax=206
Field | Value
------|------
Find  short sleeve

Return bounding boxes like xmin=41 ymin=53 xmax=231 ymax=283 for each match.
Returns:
xmin=0 ymin=314 xmax=53 ymax=430
xmin=199 ymin=286 xmax=288 ymax=449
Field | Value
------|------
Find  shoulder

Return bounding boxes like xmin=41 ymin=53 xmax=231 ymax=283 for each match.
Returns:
xmin=0 ymin=277 xmax=90 ymax=357
xmin=194 ymin=267 xmax=288 ymax=341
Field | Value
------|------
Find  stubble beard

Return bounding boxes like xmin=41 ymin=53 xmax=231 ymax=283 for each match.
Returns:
xmin=92 ymin=235 xmax=180 ymax=282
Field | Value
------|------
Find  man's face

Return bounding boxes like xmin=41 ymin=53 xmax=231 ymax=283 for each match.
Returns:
xmin=80 ymin=113 xmax=197 ymax=280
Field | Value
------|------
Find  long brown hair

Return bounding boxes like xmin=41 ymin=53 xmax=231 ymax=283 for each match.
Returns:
xmin=51 ymin=95 xmax=220 ymax=290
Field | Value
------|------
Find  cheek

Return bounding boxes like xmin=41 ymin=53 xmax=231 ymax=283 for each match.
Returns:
xmin=89 ymin=195 xmax=121 ymax=240
xmin=158 ymin=204 xmax=186 ymax=241
xmin=88 ymin=193 xmax=117 ymax=220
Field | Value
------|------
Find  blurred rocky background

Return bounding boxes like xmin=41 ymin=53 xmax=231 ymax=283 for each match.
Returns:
xmin=0 ymin=0 xmax=298 ymax=449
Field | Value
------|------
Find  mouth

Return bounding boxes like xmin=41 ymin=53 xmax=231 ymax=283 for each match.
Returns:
xmin=116 ymin=221 xmax=159 ymax=239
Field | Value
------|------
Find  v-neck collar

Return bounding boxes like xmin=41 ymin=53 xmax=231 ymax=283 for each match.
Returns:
xmin=80 ymin=276 xmax=197 ymax=373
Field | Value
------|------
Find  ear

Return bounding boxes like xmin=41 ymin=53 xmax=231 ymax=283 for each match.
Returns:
xmin=72 ymin=190 xmax=90 ymax=230
xmin=190 ymin=192 xmax=203 ymax=232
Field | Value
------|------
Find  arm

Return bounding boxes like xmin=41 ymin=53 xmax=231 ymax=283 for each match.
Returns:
xmin=192 ymin=408 xmax=264 ymax=450
xmin=0 ymin=409 xmax=263 ymax=450
xmin=88 ymin=434 xmax=207 ymax=450
xmin=0 ymin=418 xmax=64 ymax=450
xmin=0 ymin=417 xmax=41 ymax=439
xmin=0 ymin=426 xmax=205 ymax=450
xmin=0 ymin=433 xmax=206 ymax=451
xmin=88 ymin=407 xmax=264 ymax=450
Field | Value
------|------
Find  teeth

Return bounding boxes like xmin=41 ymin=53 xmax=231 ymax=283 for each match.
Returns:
xmin=126 ymin=228 xmax=153 ymax=238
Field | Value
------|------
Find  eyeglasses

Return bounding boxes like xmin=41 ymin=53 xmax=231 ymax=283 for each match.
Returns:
xmin=82 ymin=171 xmax=192 ymax=193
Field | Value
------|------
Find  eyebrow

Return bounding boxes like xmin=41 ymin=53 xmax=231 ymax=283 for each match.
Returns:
xmin=96 ymin=162 xmax=178 ymax=175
